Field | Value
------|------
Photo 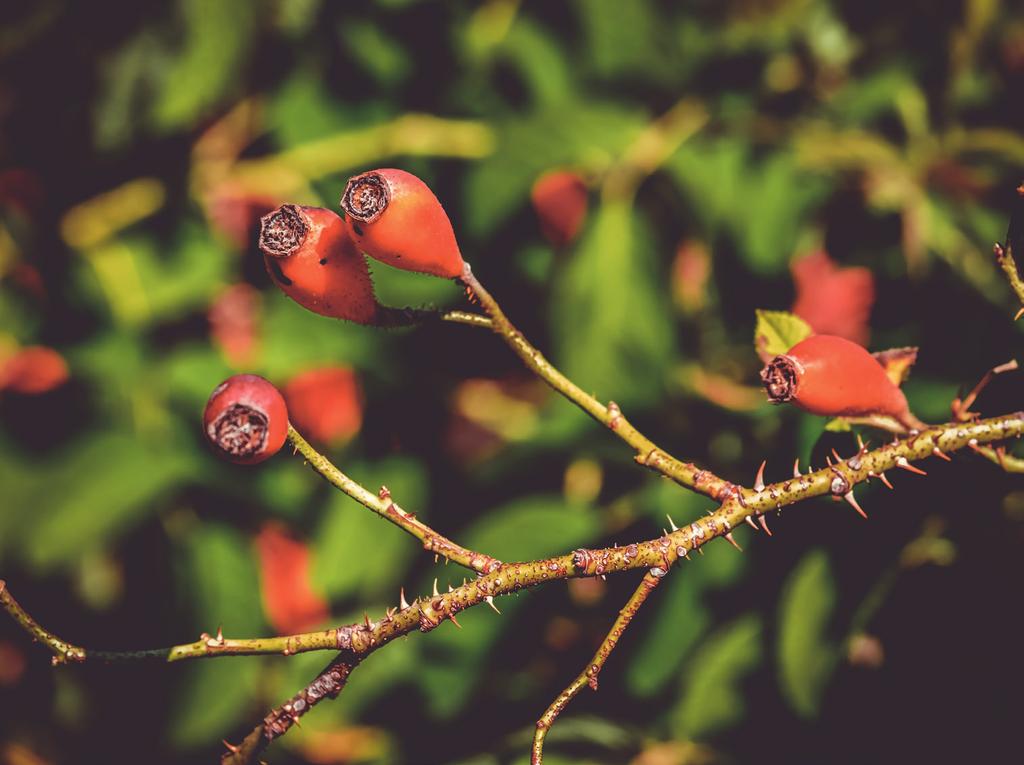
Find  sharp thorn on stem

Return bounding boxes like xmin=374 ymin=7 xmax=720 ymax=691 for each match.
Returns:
xmin=932 ymin=446 xmax=951 ymax=462
xmin=754 ymin=460 xmax=766 ymax=492
xmin=448 ymin=614 xmax=462 ymax=629
xmin=667 ymin=514 xmax=679 ymax=531
xmin=432 ymin=578 xmax=439 ymax=597
xmin=724 ymin=532 xmax=743 ymax=552
xmin=758 ymin=514 xmax=773 ymax=536
xmin=844 ymin=491 xmax=868 ymax=519
xmin=745 ymin=515 xmax=758 ymax=530
xmin=896 ymin=456 xmax=927 ymax=475
xmin=793 ymin=457 xmax=801 ymax=478
xmin=485 ymin=596 xmax=501 ymax=614
xmin=1015 ymin=307 xmax=1024 ymax=321
xmin=399 ymin=587 xmax=410 ymax=610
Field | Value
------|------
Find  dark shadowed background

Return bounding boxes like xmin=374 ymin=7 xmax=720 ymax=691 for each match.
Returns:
xmin=1 ymin=1 xmax=1023 ymax=763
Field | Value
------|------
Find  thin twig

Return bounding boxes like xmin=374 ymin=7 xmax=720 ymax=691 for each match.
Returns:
xmin=459 ymin=263 xmax=742 ymax=503
xmin=531 ymin=567 xmax=666 ymax=764
xmin=288 ymin=426 xmax=501 ymax=574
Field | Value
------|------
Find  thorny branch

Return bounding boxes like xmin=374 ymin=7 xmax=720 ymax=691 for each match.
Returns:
xmin=531 ymin=568 xmax=667 ymax=765
xmin=218 ymin=410 xmax=1024 ymax=764
xmin=5 ymin=195 xmax=1024 ymax=764
xmin=459 ymin=263 xmax=743 ymax=504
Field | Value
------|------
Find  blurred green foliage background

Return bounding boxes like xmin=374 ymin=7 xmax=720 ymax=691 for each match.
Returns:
xmin=1 ymin=1 xmax=1023 ymax=763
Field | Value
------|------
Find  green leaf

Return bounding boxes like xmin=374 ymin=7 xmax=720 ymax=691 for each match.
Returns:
xmin=169 ymin=524 xmax=264 ymax=747
xmin=21 ymin=432 xmax=197 ymax=570
xmin=312 ymin=457 xmax=427 ymax=601
xmin=672 ymin=615 xmax=762 ymax=738
xmin=754 ymin=309 xmax=812 ymax=359
xmin=552 ymin=201 xmax=676 ymax=407
xmin=152 ymin=0 xmax=257 ymax=131
xmin=777 ymin=548 xmax=839 ymax=718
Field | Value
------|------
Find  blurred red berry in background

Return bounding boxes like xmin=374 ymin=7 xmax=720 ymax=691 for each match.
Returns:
xmin=254 ymin=522 xmax=328 ymax=636
xmin=790 ymin=250 xmax=874 ymax=346
xmin=209 ymin=283 xmax=262 ymax=367
xmin=530 ymin=170 xmax=588 ymax=248
xmin=0 ymin=346 xmax=69 ymax=395
xmin=283 ymin=366 xmax=363 ymax=448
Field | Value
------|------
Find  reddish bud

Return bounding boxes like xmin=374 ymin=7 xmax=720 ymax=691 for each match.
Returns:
xmin=340 ymin=169 xmax=464 ymax=278
xmin=254 ymin=522 xmax=328 ymax=635
xmin=530 ymin=170 xmax=588 ymax=248
xmin=259 ymin=204 xmax=380 ymax=324
xmin=283 ymin=366 xmax=362 ymax=447
xmin=791 ymin=251 xmax=874 ymax=345
xmin=760 ymin=334 xmax=924 ymax=431
xmin=0 ymin=346 xmax=69 ymax=394
xmin=203 ymin=374 xmax=288 ymax=464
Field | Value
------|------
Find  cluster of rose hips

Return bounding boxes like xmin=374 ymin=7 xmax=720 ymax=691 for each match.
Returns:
xmin=203 ymin=166 xmax=925 ymax=466
xmin=203 ymin=168 xmax=470 ymax=463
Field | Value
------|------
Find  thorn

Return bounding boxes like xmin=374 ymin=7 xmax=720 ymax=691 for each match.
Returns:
xmin=895 ymin=456 xmax=927 ymax=475
xmin=363 ymin=612 xmax=372 ymax=629
xmin=385 ymin=607 xmax=396 ymax=621
xmin=967 ymin=438 xmax=982 ymax=453
xmin=448 ymin=583 xmax=453 ymax=593
xmin=758 ymin=514 xmax=773 ymax=536
xmin=996 ymin=446 xmax=1008 ymax=471
xmin=399 ymin=588 xmax=410 ymax=610
xmin=831 ymin=448 xmax=843 ymax=463
xmin=378 ymin=485 xmax=391 ymax=501
xmin=485 ymin=596 xmax=501 ymax=614
xmin=600 ymin=574 xmax=607 ymax=580
xmin=724 ymin=532 xmax=743 ymax=552
xmin=826 ymin=455 xmax=833 ymax=467
xmin=793 ymin=458 xmax=801 ymax=478
xmin=754 ymin=460 xmax=766 ymax=492
xmin=667 ymin=514 xmax=679 ymax=531
xmin=932 ymin=446 xmax=951 ymax=462
xmin=434 ymin=554 xmax=439 ymax=563
xmin=745 ymin=515 xmax=758 ymax=530
xmin=216 ymin=625 xmax=223 ymax=643
xmin=223 ymin=740 xmax=241 ymax=754
xmin=844 ymin=491 xmax=868 ymax=519
xmin=877 ymin=471 xmax=894 ymax=489
xmin=856 ymin=433 xmax=866 ymax=452
xmin=1015 ymin=306 xmax=1024 ymax=321
xmin=432 ymin=578 xmax=439 ymax=597
xmin=448 ymin=614 xmax=462 ymax=629
xmin=662 ymin=528 xmax=668 ymax=536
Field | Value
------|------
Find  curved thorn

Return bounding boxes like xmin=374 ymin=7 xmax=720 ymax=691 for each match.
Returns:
xmin=745 ymin=515 xmax=758 ymax=530
xmin=754 ymin=460 xmax=766 ymax=492
xmin=758 ymin=514 xmax=773 ymax=536
xmin=724 ymin=532 xmax=743 ymax=552
xmin=399 ymin=587 xmax=410 ymax=610
xmin=432 ymin=578 xmax=439 ymax=597
xmin=932 ymin=446 xmax=951 ymax=462
xmin=844 ymin=491 xmax=868 ymax=519
xmin=896 ymin=456 xmax=927 ymax=475
xmin=877 ymin=471 xmax=894 ymax=489
xmin=793 ymin=457 xmax=801 ymax=478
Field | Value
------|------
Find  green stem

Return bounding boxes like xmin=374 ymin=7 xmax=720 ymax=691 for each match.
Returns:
xmin=287 ymin=426 xmax=501 ymax=574
xmin=459 ymin=263 xmax=741 ymax=502
xmin=531 ymin=568 xmax=666 ymax=765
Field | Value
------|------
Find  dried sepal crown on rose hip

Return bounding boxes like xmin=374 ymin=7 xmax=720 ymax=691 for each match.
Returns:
xmin=258 ymin=204 xmax=381 ymax=324
xmin=760 ymin=333 xmax=926 ymax=432
xmin=203 ymin=374 xmax=289 ymax=464
xmin=340 ymin=168 xmax=465 ymax=279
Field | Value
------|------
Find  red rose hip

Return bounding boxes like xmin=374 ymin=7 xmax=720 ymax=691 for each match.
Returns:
xmin=259 ymin=204 xmax=380 ymax=324
xmin=340 ymin=168 xmax=464 ymax=279
xmin=203 ymin=374 xmax=288 ymax=464
xmin=760 ymin=334 xmax=925 ymax=431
